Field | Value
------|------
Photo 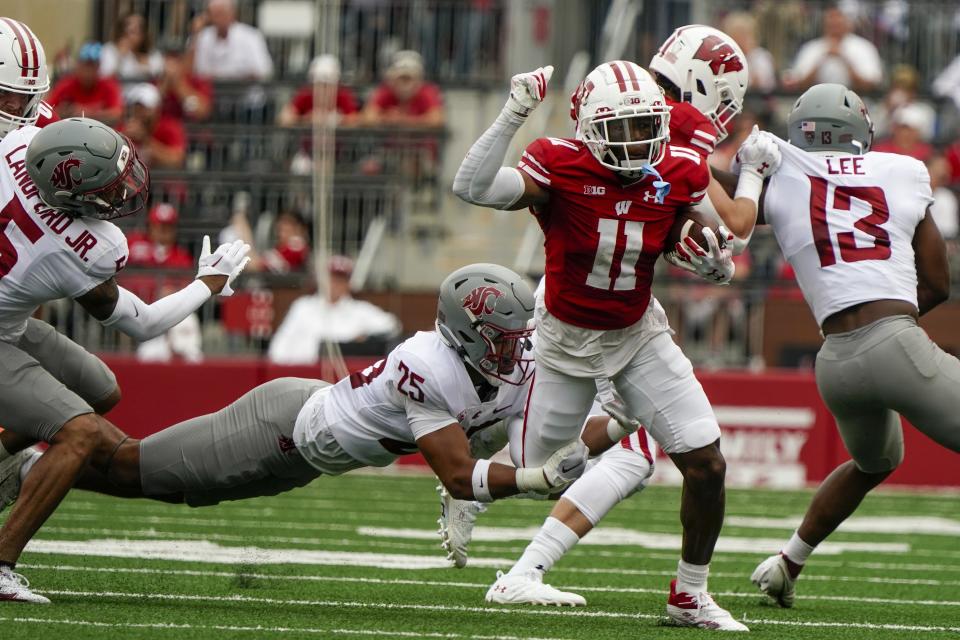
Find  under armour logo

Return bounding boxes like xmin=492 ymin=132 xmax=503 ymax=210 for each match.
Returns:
xmin=642 ymin=191 xmax=656 ymax=202
xmin=757 ymin=162 xmax=769 ymax=175
xmin=614 ymin=200 xmax=632 ymax=216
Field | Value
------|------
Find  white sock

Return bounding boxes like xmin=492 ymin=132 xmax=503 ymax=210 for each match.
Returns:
xmin=19 ymin=450 xmax=42 ymax=483
xmin=782 ymin=531 xmax=815 ymax=565
xmin=507 ymin=516 xmax=580 ymax=577
xmin=676 ymin=560 xmax=710 ymax=594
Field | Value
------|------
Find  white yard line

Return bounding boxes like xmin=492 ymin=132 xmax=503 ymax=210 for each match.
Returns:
xmin=20 ymin=563 xmax=960 ymax=607
xmin=0 ymin=617 xmax=571 ymax=640
xmin=30 ymin=590 xmax=960 ymax=633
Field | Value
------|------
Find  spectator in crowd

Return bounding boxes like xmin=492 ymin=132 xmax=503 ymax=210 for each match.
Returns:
xmin=157 ymin=39 xmax=213 ymax=121
xmin=873 ymin=65 xmax=936 ymax=140
xmin=136 ymin=285 xmax=204 ymax=363
xmin=362 ymin=50 xmax=444 ymax=127
xmin=190 ymin=0 xmax=273 ymax=81
xmin=872 ymin=103 xmax=934 ymax=162
xmin=47 ymin=42 xmax=124 ymax=124
xmin=222 ymin=208 xmax=310 ymax=273
xmin=782 ymin=5 xmax=882 ymax=92
xmin=722 ymin=12 xmax=777 ymax=94
xmin=268 ymin=255 xmax=400 ymax=365
xmin=100 ymin=13 xmax=163 ymax=81
xmin=126 ymin=203 xmax=195 ymax=269
xmin=278 ymin=54 xmax=360 ymax=127
xmin=119 ymin=83 xmax=187 ymax=169
xmin=928 ymin=154 xmax=959 ymax=242
xmin=933 ymin=50 xmax=960 ymax=111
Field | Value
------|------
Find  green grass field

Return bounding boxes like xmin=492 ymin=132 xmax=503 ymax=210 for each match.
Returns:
xmin=3 ymin=472 xmax=958 ymax=639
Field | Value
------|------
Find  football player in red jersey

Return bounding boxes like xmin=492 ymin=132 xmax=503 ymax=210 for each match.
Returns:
xmin=649 ymin=24 xmax=772 ymax=257
xmin=0 ymin=18 xmax=58 ymax=140
xmin=454 ymin=60 xmax=777 ymax=630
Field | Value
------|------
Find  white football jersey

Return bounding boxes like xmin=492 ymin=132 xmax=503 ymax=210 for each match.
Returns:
xmin=295 ymin=331 xmax=530 ymax=467
xmin=764 ymin=137 xmax=933 ymax=326
xmin=0 ymin=126 xmax=128 ymax=342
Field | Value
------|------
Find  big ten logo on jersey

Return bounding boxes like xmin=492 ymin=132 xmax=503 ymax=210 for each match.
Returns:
xmin=584 ymin=185 xmax=606 ymax=195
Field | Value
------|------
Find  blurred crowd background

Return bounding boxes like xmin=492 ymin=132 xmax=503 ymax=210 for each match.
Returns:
xmin=13 ymin=0 xmax=960 ymax=370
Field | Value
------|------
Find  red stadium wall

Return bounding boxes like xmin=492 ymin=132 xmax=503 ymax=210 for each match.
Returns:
xmin=99 ymin=357 xmax=959 ymax=489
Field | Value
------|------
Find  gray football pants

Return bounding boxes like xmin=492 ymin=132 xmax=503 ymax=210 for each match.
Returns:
xmin=140 ymin=377 xmax=329 ymax=506
xmin=815 ymin=315 xmax=960 ymax=473
xmin=0 ymin=318 xmax=117 ymax=442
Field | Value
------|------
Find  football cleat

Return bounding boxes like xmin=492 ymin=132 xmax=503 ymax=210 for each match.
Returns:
xmin=666 ymin=579 xmax=748 ymax=631
xmin=751 ymin=553 xmax=796 ymax=608
xmin=0 ymin=448 xmax=37 ymax=513
xmin=436 ymin=483 xmax=486 ymax=568
xmin=485 ymin=570 xmax=586 ymax=606
xmin=0 ymin=566 xmax=50 ymax=604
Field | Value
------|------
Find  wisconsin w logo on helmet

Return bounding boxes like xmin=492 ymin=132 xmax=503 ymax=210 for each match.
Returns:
xmin=50 ymin=158 xmax=82 ymax=190
xmin=693 ymin=34 xmax=744 ymax=75
xmin=461 ymin=286 xmax=502 ymax=317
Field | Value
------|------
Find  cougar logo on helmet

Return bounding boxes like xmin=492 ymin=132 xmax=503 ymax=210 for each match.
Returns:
xmin=50 ymin=158 xmax=83 ymax=190
xmin=461 ymin=286 xmax=502 ymax=317
xmin=693 ymin=35 xmax=744 ymax=76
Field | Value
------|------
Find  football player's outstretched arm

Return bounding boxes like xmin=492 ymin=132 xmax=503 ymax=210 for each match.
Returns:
xmin=704 ymin=126 xmax=780 ymax=253
xmin=418 ymin=424 xmax=588 ymax=502
xmin=452 ymin=66 xmax=552 ymax=211
xmin=914 ymin=210 xmax=950 ymax=315
xmin=77 ymin=236 xmax=251 ymax=341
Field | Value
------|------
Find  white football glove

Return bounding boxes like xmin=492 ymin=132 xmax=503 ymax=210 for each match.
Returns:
xmin=672 ymin=225 xmax=736 ymax=285
xmin=196 ymin=235 xmax=252 ymax=296
xmin=735 ymin=125 xmax=781 ymax=179
xmin=504 ymin=65 xmax=554 ymax=119
xmin=540 ymin=440 xmax=589 ymax=491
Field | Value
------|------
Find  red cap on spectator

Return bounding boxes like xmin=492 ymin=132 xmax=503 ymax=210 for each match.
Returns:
xmin=328 ymin=255 xmax=354 ymax=277
xmin=149 ymin=203 xmax=179 ymax=225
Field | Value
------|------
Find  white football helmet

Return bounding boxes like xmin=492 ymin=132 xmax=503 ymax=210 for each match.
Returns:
xmin=650 ymin=24 xmax=748 ymax=143
xmin=0 ymin=18 xmax=49 ymax=138
xmin=571 ymin=60 xmax=670 ymax=176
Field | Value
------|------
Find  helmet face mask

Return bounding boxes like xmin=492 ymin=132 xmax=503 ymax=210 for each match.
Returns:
xmin=436 ymin=263 xmax=536 ymax=387
xmin=0 ymin=18 xmax=49 ymax=138
xmin=574 ymin=61 xmax=671 ymax=177
xmin=27 ymin=118 xmax=151 ymax=221
xmin=650 ymin=24 xmax=748 ymax=143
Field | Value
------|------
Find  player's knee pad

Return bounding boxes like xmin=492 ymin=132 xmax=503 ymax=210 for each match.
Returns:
xmin=562 ymin=448 xmax=653 ymax=525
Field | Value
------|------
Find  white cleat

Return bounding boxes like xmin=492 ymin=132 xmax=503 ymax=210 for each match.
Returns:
xmin=0 ymin=566 xmax=50 ymax=604
xmin=436 ymin=483 xmax=485 ymax=568
xmin=0 ymin=448 xmax=36 ymax=513
xmin=666 ymin=579 xmax=748 ymax=631
xmin=751 ymin=554 xmax=796 ymax=608
xmin=485 ymin=570 xmax=586 ymax=606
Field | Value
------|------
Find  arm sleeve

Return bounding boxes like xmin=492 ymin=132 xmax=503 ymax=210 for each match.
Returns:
xmin=451 ymin=108 xmax=528 ymax=209
xmin=393 ymin=351 xmax=458 ymax=440
xmin=101 ymin=281 xmax=212 ymax=341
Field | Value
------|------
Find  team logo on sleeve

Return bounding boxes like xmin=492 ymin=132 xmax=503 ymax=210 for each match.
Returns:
xmin=50 ymin=158 xmax=83 ymax=190
xmin=693 ymin=35 xmax=744 ymax=75
xmin=461 ymin=286 xmax=502 ymax=317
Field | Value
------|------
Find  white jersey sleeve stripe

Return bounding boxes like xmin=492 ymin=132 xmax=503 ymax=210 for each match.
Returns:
xmin=519 ymin=162 xmax=552 ymax=186
xmin=522 ymin=151 xmax=550 ymax=175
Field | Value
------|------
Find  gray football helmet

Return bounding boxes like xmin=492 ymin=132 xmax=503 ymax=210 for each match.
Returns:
xmin=436 ymin=263 xmax=535 ymax=386
xmin=787 ymin=83 xmax=873 ymax=154
xmin=25 ymin=117 xmax=150 ymax=220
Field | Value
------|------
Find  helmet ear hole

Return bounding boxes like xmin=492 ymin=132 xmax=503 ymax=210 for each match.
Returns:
xmin=696 ymin=80 xmax=707 ymax=95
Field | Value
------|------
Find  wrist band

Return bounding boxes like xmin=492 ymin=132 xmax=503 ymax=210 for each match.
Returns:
xmin=471 ymin=459 xmax=493 ymax=502
xmin=734 ymin=169 xmax=764 ymax=204
xmin=515 ymin=466 xmax=550 ymax=493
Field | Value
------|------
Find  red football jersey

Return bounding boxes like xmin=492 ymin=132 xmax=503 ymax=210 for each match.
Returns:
xmin=667 ymin=99 xmax=718 ymax=157
xmin=519 ymin=137 xmax=708 ymax=330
